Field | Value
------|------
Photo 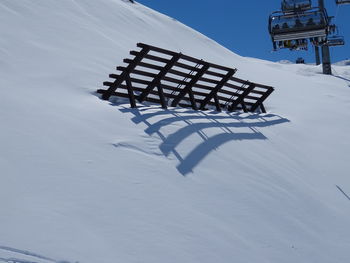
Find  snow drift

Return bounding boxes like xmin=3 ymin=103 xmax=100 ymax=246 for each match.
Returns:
xmin=1 ymin=0 xmax=350 ymax=262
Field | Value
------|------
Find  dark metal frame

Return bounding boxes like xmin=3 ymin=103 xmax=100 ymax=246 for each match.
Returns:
xmin=98 ymin=43 xmax=274 ymax=113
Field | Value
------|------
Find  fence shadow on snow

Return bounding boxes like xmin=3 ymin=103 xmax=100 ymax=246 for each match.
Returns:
xmin=110 ymin=102 xmax=289 ymax=175
xmin=96 ymin=43 xmax=284 ymax=175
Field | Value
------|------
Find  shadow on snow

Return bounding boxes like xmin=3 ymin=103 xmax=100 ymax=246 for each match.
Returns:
xmin=106 ymin=99 xmax=290 ymax=176
xmin=334 ymin=75 xmax=350 ymax=87
xmin=0 ymin=245 xmax=77 ymax=263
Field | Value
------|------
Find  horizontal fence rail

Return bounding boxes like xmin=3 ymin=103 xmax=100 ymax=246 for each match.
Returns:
xmin=97 ymin=43 xmax=274 ymax=113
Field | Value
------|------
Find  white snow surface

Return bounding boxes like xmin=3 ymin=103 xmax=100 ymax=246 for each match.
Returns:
xmin=1 ymin=0 xmax=350 ymax=262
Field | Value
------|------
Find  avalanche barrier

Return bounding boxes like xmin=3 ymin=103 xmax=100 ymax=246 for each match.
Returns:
xmin=98 ymin=43 xmax=274 ymax=113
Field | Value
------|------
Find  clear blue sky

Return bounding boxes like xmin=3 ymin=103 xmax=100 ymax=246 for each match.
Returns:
xmin=136 ymin=0 xmax=350 ymax=63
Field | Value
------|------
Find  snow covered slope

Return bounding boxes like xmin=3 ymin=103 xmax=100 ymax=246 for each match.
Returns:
xmin=1 ymin=0 xmax=350 ymax=262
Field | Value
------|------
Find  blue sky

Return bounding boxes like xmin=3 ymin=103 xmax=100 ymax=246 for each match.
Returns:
xmin=136 ymin=0 xmax=350 ymax=63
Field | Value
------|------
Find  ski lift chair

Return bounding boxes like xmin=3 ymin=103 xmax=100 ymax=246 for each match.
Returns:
xmin=336 ymin=0 xmax=350 ymax=5
xmin=269 ymin=9 xmax=329 ymax=49
xmin=327 ymin=35 xmax=345 ymax=46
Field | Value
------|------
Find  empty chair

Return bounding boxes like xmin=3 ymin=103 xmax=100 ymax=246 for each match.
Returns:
xmin=336 ymin=0 xmax=350 ymax=5
xmin=327 ymin=35 xmax=345 ymax=46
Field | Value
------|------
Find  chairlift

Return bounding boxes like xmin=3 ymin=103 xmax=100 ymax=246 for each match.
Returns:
xmin=325 ymin=24 xmax=345 ymax=46
xmin=336 ymin=0 xmax=350 ymax=5
xmin=326 ymin=35 xmax=345 ymax=46
xmin=269 ymin=8 xmax=329 ymax=50
xmin=281 ymin=0 xmax=312 ymax=13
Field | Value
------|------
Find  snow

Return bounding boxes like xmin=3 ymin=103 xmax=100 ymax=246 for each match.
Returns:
xmin=335 ymin=59 xmax=350 ymax=66
xmin=1 ymin=0 xmax=350 ymax=262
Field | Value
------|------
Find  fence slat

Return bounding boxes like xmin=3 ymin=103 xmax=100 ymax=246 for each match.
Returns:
xmin=138 ymin=53 xmax=182 ymax=102
xmin=102 ymin=46 xmax=150 ymax=100
xmin=199 ymin=69 xmax=236 ymax=110
xmin=171 ymin=63 xmax=210 ymax=108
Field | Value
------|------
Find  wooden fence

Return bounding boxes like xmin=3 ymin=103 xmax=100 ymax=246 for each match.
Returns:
xmin=97 ymin=43 xmax=274 ymax=113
